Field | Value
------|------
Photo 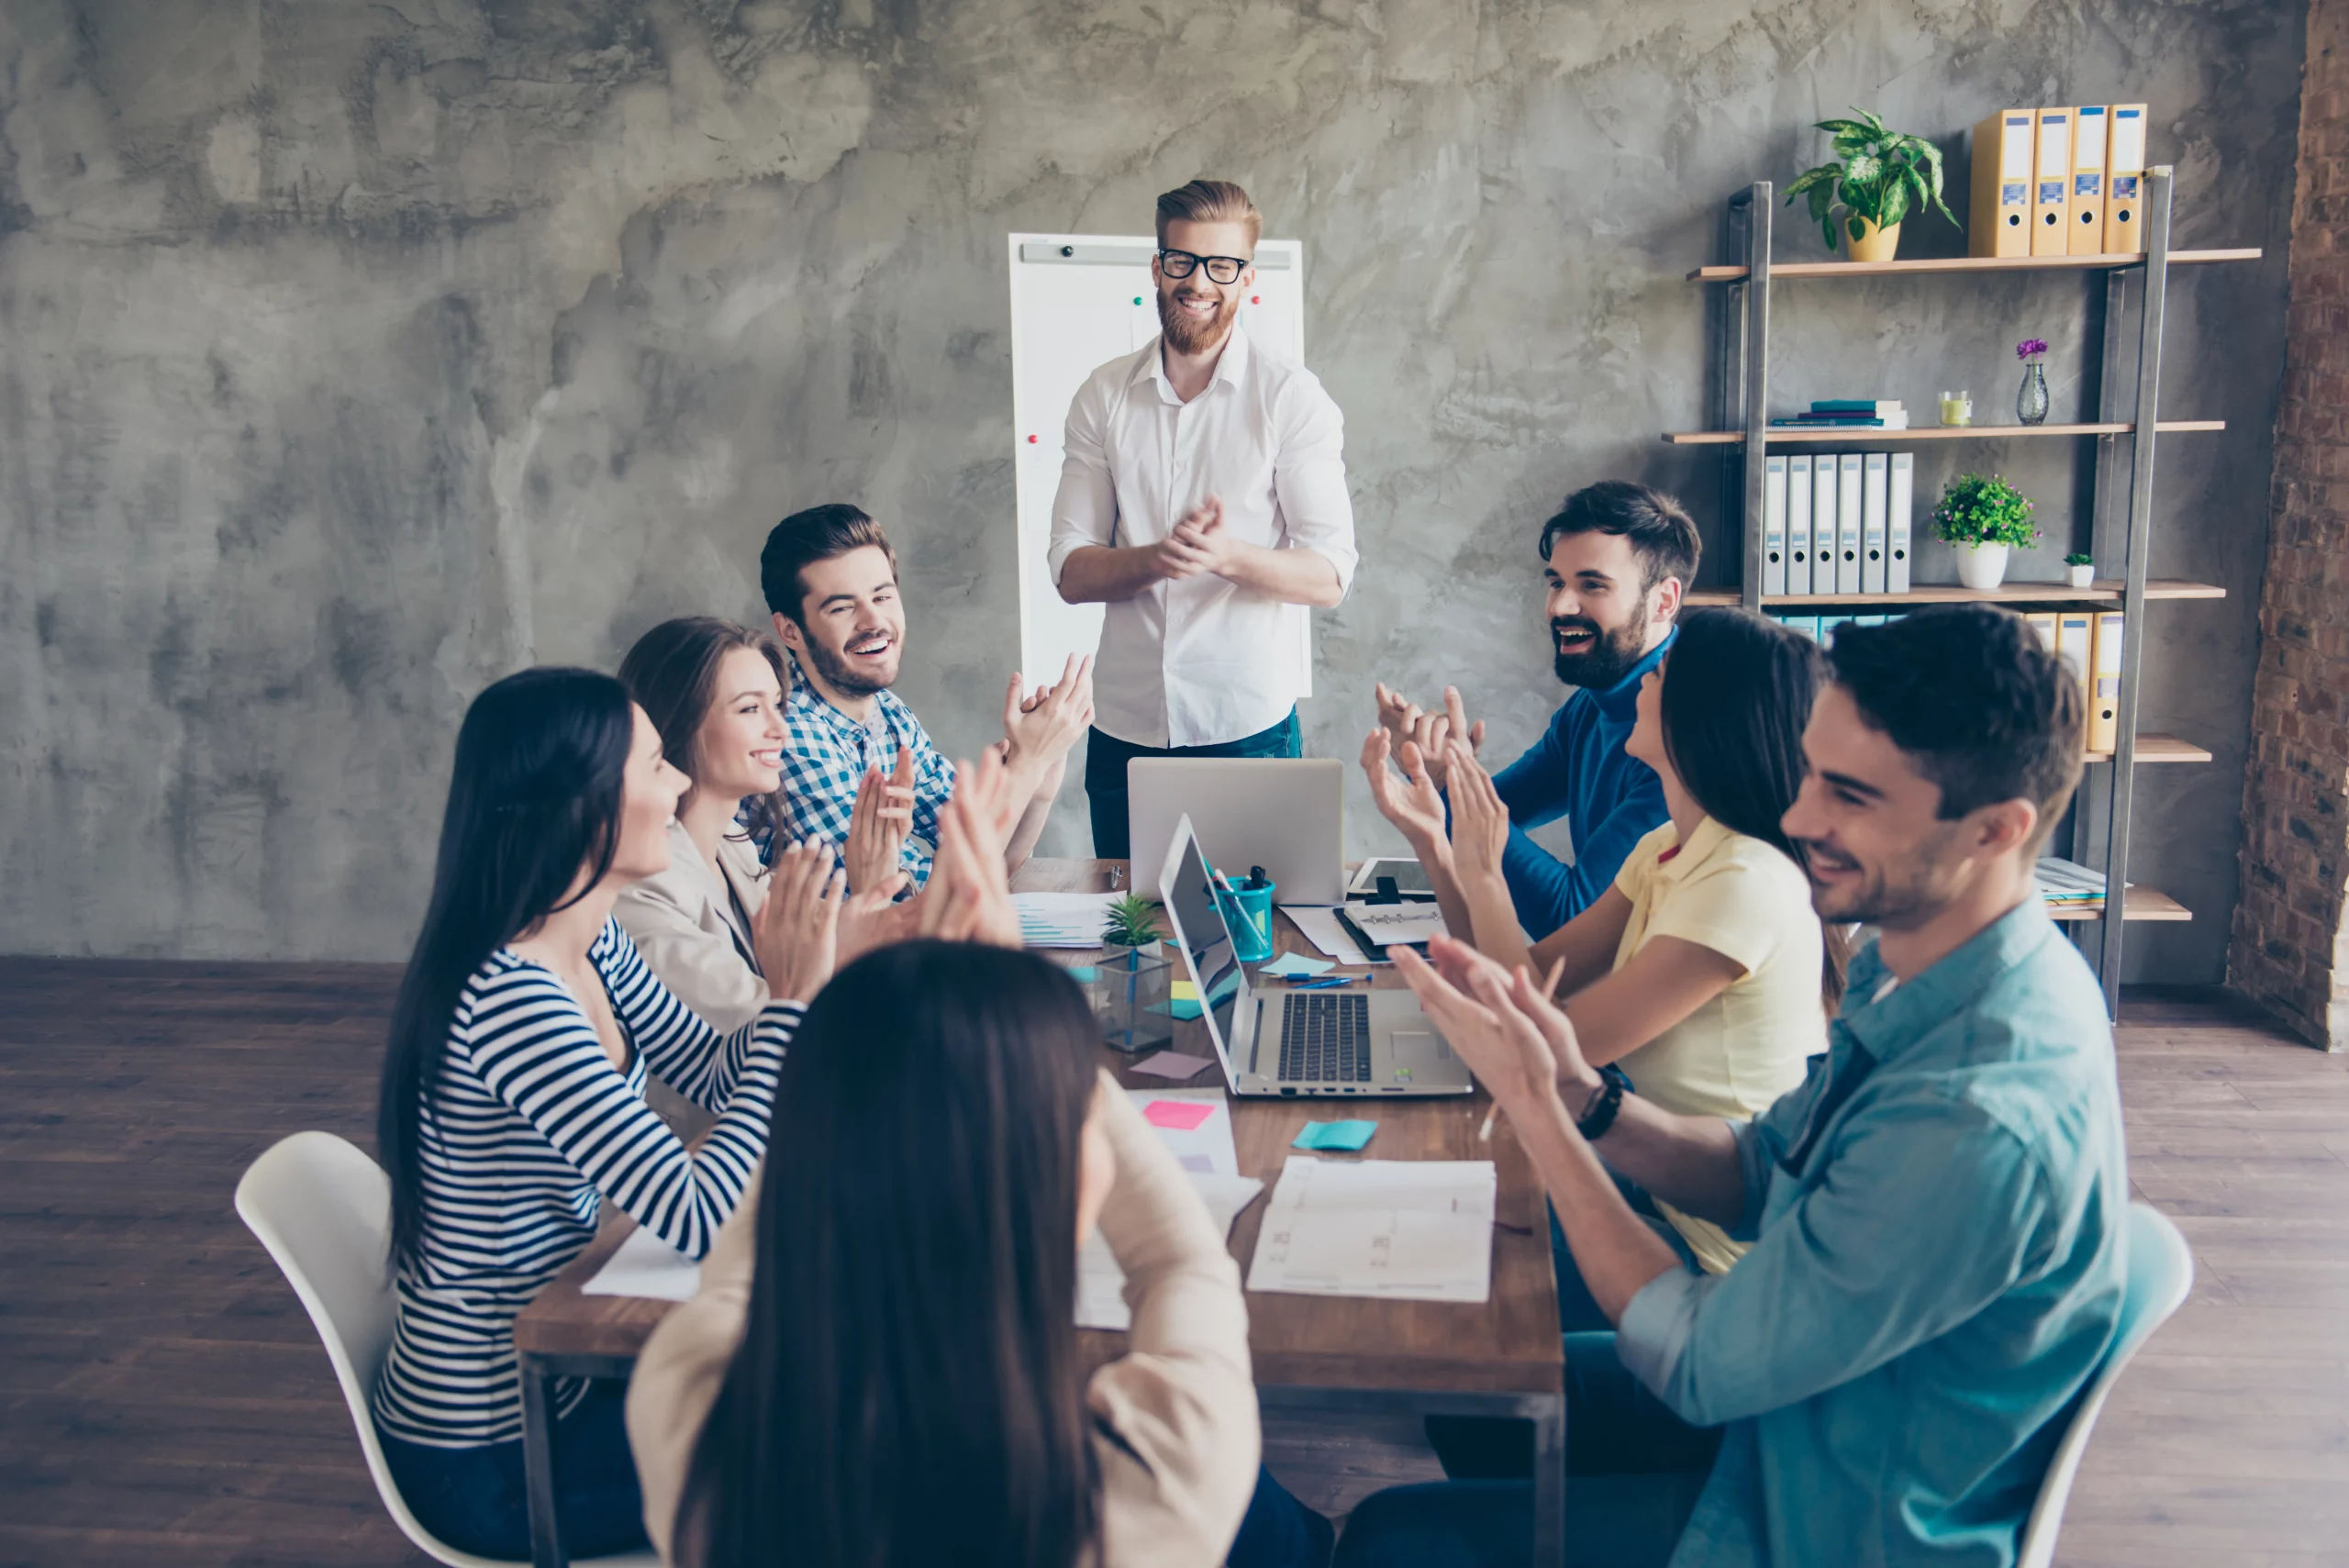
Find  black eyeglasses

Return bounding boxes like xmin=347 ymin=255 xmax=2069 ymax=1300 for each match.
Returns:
xmin=1157 ymin=248 xmax=1251 ymax=285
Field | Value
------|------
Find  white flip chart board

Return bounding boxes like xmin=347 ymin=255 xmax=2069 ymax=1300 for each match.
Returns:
xmin=1007 ymin=233 xmax=1312 ymax=696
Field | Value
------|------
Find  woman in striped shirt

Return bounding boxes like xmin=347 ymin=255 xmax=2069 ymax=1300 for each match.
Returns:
xmin=371 ymin=665 xmax=846 ymax=1560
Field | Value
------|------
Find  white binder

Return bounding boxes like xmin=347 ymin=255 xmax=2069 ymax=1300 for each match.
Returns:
xmin=1811 ymin=451 xmax=1839 ymax=595
xmin=1887 ymin=452 xmax=1914 ymax=594
xmin=1861 ymin=453 xmax=1889 ymax=594
xmin=1787 ymin=456 xmax=1814 ymax=599
xmin=1763 ymin=454 xmax=1788 ymax=596
xmin=1836 ymin=454 xmax=1864 ymax=595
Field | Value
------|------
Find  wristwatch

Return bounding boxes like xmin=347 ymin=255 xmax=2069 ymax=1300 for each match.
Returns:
xmin=1575 ymin=1066 xmax=1631 ymax=1141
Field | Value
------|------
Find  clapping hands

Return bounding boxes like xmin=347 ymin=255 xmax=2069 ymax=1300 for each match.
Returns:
xmin=754 ymin=838 xmax=848 ymax=1005
xmin=1374 ymin=683 xmax=1486 ymax=792
xmin=843 ymin=748 xmax=916 ymax=893
xmin=1393 ymin=936 xmax=1594 ymax=1125
xmin=917 ymin=749 xmax=1023 ymax=948
xmin=1003 ymin=653 xmax=1095 ymax=774
xmin=1443 ymin=743 xmax=1510 ymax=889
xmin=1150 ymin=495 xmax=1239 ymax=581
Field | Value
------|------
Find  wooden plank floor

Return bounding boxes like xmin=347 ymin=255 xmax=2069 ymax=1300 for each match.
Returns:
xmin=1 ymin=962 xmax=2340 ymax=1565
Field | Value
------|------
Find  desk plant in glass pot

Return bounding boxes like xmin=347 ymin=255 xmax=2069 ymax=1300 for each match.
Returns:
xmin=1784 ymin=108 xmax=1959 ymax=262
xmin=1932 ymin=473 xmax=2039 ymax=591
xmin=1098 ymin=894 xmax=1174 ymax=1054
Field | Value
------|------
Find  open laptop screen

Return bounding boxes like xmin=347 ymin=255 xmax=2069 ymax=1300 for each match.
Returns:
xmin=1163 ymin=828 xmax=1245 ymax=1050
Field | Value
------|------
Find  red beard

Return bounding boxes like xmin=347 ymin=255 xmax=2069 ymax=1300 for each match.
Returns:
xmin=1157 ymin=285 xmax=1238 ymax=355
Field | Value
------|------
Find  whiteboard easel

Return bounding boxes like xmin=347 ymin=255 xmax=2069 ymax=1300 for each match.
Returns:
xmin=1007 ymin=233 xmax=1312 ymax=697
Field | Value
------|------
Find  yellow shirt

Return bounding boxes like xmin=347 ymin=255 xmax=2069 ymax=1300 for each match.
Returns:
xmin=1610 ymin=817 xmax=1826 ymax=1273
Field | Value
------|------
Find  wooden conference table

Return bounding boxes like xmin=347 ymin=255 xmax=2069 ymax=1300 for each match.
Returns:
xmin=513 ymin=859 xmax=1566 ymax=1568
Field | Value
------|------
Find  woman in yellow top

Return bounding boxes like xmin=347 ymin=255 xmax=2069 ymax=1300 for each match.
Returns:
xmin=1364 ymin=608 xmax=1842 ymax=1304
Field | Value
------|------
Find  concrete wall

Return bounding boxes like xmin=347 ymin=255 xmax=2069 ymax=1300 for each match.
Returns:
xmin=0 ymin=0 xmax=2304 ymax=971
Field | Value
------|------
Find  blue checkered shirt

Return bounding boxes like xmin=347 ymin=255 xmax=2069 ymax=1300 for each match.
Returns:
xmin=767 ymin=659 xmax=953 ymax=889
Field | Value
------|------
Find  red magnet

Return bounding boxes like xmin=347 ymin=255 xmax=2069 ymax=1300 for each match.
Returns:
xmin=1027 ymin=434 xmax=1038 ymax=443
xmin=1251 ymin=295 xmax=1261 ymax=304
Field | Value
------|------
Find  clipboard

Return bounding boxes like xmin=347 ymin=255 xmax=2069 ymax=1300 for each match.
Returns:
xmin=1333 ymin=900 xmax=1443 ymax=962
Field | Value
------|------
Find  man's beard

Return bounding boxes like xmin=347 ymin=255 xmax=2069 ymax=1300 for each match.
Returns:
xmin=1798 ymin=828 xmax=1959 ymax=928
xmin=1550 ymin=615 xmax=1650 ymax=690
xmin=803 ymin=637 xmax=897 ymax=698
xmin=1158 ymin=285 xmax=1238 ymax=355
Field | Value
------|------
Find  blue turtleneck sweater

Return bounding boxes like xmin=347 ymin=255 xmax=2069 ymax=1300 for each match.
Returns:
xmin=1491 ymin=629 xmax=1674 ymax=936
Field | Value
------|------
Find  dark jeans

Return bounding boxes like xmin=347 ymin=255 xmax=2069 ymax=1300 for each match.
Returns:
xmin=1084 ymin=709 xmax=1304 ymax=859
xmin=376 ymin=1381 xmax=649 ymax=1561
xmin=1234 ymin=1462 xmax=1337 ymax=1567
xmin=1334 ymin=1336 xmax=1720 ymax=1568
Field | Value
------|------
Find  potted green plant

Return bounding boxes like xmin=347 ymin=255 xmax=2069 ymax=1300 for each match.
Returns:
xmin=1102 ymin=894 xmax=1163 ymax=951
xmin=1785 ymin=108 xmax=1959 ymax=263
xmin=1932 ymin=473 xmax=2039 ymax=590
xmin=1098 ymin=895 xmax=1174 ymax=1054
xmin=2065 ymin=551 xmax=2096 ymax=589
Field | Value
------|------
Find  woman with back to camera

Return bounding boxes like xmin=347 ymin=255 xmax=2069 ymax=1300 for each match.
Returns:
xmin=371 ymin=665 xmax=847 ymax=1559
xmin=1364 ymin=607 xmax=1842 ymax=1300
xmin=626 ymin=769 xmax=1324 ymax=1568
xmin=614 ymin=616 xmax=917 ymax=1033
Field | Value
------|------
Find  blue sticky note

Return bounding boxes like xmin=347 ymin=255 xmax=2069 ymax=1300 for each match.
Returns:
xmin=1258 ymin=952 xmax=1335 ymax=980
xmin=1148 ymin=997 xmax=1206 ymax=1021
xmin=1065 ymin=966 xmax=1098 ymax=982
xmin=1292 ymin=1119 xmax=1377 ymax=1152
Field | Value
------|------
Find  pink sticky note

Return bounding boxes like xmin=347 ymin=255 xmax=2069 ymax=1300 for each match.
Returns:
xmin=1143 ymin=1099 xmax=1216 ymax=1131
xmin=1132 ymin=1051 xmax=1215 ymax=1081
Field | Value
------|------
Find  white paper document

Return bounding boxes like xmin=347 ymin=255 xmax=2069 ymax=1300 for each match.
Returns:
xmin=1340 ymin=902 xmax=1449 ymax=948
xmin=1245 ymin=1155 xmax=1497 ymax=1304
xmin=1077 ymin=1172 xmax=1266 ymax=1330
xmin=581 ymin=1226 xmax=701 ymax=1302
xmin=1282 ymin=905 xmax=1380 ymax=965
xmin=1014 ymin=891 xmax=1124 ymax=949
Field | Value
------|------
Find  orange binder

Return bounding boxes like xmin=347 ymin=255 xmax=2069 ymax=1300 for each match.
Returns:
xmin=2032 ymin=108 xmax=2073 ymax=257
xmin=2068 ymin=106 xmax=2111 ymax=255
xmin=1970 ymin=109 xmax=2034 ymax=259
xmin=2104 ymin=105 xmax=2148 ymax=254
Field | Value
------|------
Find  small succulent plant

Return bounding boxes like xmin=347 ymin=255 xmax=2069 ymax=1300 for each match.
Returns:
xmin=1103 ymin=894 xmax=1164 ymax=948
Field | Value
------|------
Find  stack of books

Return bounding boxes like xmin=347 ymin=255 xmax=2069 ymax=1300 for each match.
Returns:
xmin=2034 ymin=857 xmax=2111 ymax=915
xmin=1770 ymin=400 xmax=1909 ymax=430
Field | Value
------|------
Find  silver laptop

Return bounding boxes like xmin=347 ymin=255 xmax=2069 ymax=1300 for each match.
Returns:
xmin=1128 ymin=759 xmax=1347 ymax=907
xmin=1157 ymin=815 xmax=1474 ymax=1098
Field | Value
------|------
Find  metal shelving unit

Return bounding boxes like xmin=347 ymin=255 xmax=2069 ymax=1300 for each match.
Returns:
xmin=1692 ymin=170 xmax=2257 ymax=1012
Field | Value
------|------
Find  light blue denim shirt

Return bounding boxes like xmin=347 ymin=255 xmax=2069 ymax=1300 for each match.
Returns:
xmin=1616 ymin=898 xmax=2129 ymax=1568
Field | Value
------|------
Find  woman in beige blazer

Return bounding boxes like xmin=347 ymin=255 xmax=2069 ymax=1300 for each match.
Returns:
xmin=615 ymin=618 xmax=913 ymax=1032
xmin=624 ymin=768 xmax=1270 ymax=1568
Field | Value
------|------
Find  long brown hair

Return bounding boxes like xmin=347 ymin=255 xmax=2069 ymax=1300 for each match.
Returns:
xmin=618 ymin=617 xmax=788 ymax=848
xmin=680 ymin=941 xmax=1105 ymax=1568
xmin=1657 ymin=608 xmax=1849 ymax=1010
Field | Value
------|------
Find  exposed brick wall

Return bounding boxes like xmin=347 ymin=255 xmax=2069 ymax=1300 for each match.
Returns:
xmin=2232 ymin=0 xmax=2349 ymax=1051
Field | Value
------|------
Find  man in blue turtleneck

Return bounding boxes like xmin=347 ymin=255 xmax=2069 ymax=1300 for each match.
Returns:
xmin=1375 ymin=482 xmax=1694 ymax=936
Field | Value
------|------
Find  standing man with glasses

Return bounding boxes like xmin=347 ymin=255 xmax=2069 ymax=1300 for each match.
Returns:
xmin=1049 ymin=178 xmax=1359 ymax=858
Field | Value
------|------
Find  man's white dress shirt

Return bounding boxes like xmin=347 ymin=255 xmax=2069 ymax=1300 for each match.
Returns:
xmin=1046 ymin=325 xmax=1357 ymax=749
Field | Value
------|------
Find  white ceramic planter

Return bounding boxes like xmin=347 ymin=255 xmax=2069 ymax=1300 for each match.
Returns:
xmin=2067 ymin=563 xmax=2096 ymax=588
xmin=1955 ymin=541 xmax=2011 ymax=592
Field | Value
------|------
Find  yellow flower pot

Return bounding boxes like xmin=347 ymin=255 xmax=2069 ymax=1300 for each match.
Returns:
xmin=1845 ymin=218 xmax=1902 ymax=263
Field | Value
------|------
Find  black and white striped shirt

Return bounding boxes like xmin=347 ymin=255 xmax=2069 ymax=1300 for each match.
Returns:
xmin=372 ymin=917 xmax=798 ymax=1447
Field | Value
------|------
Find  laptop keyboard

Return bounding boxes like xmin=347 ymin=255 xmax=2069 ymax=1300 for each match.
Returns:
xmin=1278 ymin=992 xmax=1372 ymax=1083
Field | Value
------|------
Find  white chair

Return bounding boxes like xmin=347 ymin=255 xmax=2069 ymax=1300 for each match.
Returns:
xmin=235 ymin=1131 xmax=655 ymax=1568
xmin=2015 ymin=1201 xmax=2194 ymax=1568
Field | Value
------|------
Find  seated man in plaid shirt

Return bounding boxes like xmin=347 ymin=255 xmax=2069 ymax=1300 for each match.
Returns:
xmin=758 ymin=503 xmax=1090 ymax=890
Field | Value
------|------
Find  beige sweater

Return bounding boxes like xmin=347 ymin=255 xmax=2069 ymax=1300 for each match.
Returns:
xmin=614 ymin=821 xmax=771 ymax=1036
xmin=625 ymin=1071 xmax=1262 ymax=1567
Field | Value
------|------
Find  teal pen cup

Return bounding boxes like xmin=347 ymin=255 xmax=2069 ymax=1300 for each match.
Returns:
xmin=1218 ymin=878 xmax=1278 ymax=963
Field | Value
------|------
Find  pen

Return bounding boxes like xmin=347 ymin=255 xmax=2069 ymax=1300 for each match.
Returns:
xmin=1290 ymin=975 xmax=1354 ymax=991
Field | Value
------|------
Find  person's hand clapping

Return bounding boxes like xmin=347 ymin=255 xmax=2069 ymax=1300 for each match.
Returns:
xmin=1003 ymin=653 xmax=1095 ymax=773
xmin=1360 ymin=729 xmax=1453 ymax=868
xmin=837 ymin=871 xmax=917 ymax=970
xmin=755 ymin=838 xmax=847 ymax=1005
xmin=1393 ymin=936 xmax=1592 ymax=1123
xmin=1149 ymin=495 xmax=1237 ymax=581
xmin=918 ymin=760 xmax=1022 ymax=949
xmin=1444 ymin=741 xmax=1510 ymax=888
xmin=842 ymin=750 xmax=916 ymax=893
xmin=1373 ymin=684 xmax=1485 ymax=792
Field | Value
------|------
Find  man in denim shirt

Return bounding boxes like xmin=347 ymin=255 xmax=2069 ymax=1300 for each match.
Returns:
xmin=1346 ymin=605 xmax=2129 ymax=1568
